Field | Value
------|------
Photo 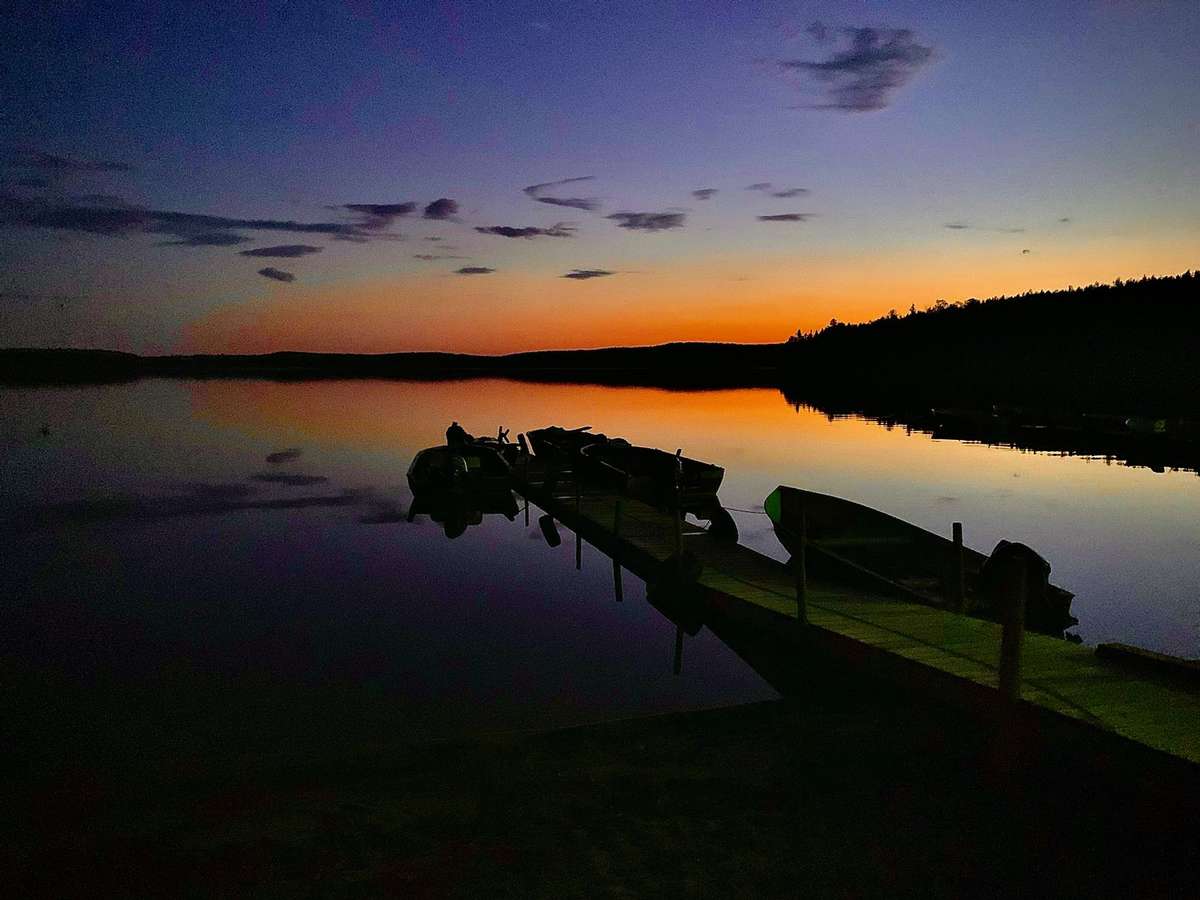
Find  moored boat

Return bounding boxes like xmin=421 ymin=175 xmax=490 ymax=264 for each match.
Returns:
xmin=406 ymin=443 xmax=511 ymax=495
xmin=525 ymin=425 xmax=611 ymax=462
xmin=764 ymin=485 xmax=1077 ymax=637
xmin=580 ymin=441 xmax=724 ymax=508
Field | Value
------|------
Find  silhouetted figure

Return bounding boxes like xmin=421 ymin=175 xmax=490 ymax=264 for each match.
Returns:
xmin=446 ymin=421 xmax=471 ymax=447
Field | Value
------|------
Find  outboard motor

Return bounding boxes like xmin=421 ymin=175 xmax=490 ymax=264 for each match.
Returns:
xmin=978 ymin=540 xmax=1053 ymax=629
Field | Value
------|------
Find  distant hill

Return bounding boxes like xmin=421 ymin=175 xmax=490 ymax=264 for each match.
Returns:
xmin=0 ymin=343 xmax=787 ymax=389
xmin=3 ymin=270 xmax=1197 ymax=412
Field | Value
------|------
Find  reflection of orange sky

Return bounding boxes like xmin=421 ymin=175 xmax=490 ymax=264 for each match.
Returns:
xmin=178 ymin=239 xmax=1198 ymax=354
xmin=187 ymin=378 xmax=1168 ymax=497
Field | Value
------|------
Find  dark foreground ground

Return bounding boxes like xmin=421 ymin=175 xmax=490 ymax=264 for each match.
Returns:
xmin=6 ymin=678 xmax=1200 ymax=899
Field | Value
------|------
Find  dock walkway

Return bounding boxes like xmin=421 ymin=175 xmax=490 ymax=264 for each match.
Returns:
xmin=511 ymin=456 xmax=1200 ymax=769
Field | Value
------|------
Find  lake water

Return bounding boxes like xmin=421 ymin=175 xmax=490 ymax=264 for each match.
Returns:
xmin=3 ymin=378 xmax=1198 ymax=757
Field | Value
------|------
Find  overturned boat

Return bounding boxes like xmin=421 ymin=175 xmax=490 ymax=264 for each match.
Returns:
xmin=764 ymin=485 xmax=1077 ymax=637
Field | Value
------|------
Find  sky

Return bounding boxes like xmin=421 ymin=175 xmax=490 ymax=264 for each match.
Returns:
xmin=1 ymin=0 xmax=1197 ymax=355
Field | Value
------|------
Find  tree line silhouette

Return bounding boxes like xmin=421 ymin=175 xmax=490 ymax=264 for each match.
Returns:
xmin=781 ymin=270 xmax=1200 ymax=414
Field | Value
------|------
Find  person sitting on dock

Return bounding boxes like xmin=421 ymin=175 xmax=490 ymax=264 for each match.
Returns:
xmin=446 ymin=421 xmax=472 ymax=447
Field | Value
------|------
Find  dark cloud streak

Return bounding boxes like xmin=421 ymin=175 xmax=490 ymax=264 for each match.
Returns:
xmin=342 ymin=202 xmax=416 ymax=230
xmin=524 ymin=176 xmax=600 ymax=212
xmin=606 ymin=212 xmax=686 ymax=231
xmin=257 ymin=267 xmax=296 ymax=282
xmin=238 ymin=244 xmax=323 ymax=258
xmin=562 ymin=269 xmax=614 ymax=280
xmin=474 ymin=223 xmax=575 ymax=238
xmin=781 ymin=26 xmax=935 ymax=112
xmin=423 ymin=198 xmax=459 ymax=220
xmin=0 ymin=194 xmax=371 ymax=241
xmin=157 ymin=232 xmax=251 ymax=247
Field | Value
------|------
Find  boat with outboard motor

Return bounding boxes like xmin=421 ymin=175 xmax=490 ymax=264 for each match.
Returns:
xmin=406 ymin=442 xmax=511 ymax=495
xmin=764 ymin=485 xmax=1077 ymax=637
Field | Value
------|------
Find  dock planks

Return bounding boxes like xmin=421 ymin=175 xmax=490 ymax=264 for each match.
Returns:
xmin=512 ymin=456 xmax=1200 ymax=769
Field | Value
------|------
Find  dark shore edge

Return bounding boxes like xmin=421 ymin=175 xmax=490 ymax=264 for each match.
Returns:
xmin=8 ymin=691 xmax=1199 ymax=897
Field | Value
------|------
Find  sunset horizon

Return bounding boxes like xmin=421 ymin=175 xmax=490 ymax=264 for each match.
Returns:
xmin=4 ymin=3 xmax=1197 ymax=356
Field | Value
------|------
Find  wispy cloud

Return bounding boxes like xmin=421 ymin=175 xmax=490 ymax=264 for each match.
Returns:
xmin=562 ymin=269 xmax=614 ymax=280
xmin=238 ymin=244 xmax=323 ymax=258
xmin=257 ymin=267 xmax=296 ymax=282
xmin=158 ymin=232 xmax=251 ymax=247
xmin=414 ymin=253 xmax=467 ymax=261
xmin=8 ymin=151 xmax=133 ymax=173
xmin=455 ymin=266 xmax=495 ymax=275
xmin=692 ymin=188 xmax=718 ymax=200
xmin=342 ymin=202 xmax=416 ymax=230
xmin=607 ymin=212 xmax=685 ymax=232
xmin=523 ymin=176 xmax=600 ymax=212
xmin=423 ymin=198 xmax=459 ymax=220
xmin=757 ymin=213 xmax=813 ymax=222
xmin=474 ymin=222 xmax=575 ymax=239
xmin=944 ymin=222 xmax=1025 ymax=233
xmin=747 ymin=182 xmax=809 ymax=198
xmin=0 ymin=193 xmax=369 ymax=240
xmin=780 ymin=25 xmax=935 ymax=112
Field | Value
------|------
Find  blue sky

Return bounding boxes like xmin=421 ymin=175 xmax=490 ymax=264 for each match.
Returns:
xmin=2 ymin=1 xmax=1197 ymax=352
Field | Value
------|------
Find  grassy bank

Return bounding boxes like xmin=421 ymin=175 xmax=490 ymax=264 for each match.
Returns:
xmin=8 ymin=684 xmax=1199 ymax=898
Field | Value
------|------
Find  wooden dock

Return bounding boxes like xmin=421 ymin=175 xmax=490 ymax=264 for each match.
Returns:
xmin=510 ymin=455 xmax=1200 ymax=771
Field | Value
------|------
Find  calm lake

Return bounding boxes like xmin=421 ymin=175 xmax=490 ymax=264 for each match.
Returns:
xmin=3 ymin=378 xmax=1198 ymax=757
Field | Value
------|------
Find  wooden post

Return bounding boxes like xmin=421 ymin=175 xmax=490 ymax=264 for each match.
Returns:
xmin=998 ymin=553 xmax=1026 ymax=700
xmin=575 ymin=478 xmax=582 ymax=569
xmin=673 ymin=624 xmax=684 ymax=675
xmin=795 ymin=503 xmax=808 ymax=623
xmin=612 ymin=498 xmax=624 ymax=601
xmin=950 ymin=522 xmax=965 ymax=612
xmin=524 ymin=495 xmax=529 ymax=527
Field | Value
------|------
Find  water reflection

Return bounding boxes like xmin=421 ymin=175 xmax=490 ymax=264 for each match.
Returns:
xmin=175 ymin=378 xmax=1198 ymax=657
xmin=407 ymin=488 xmax=519 ymax=540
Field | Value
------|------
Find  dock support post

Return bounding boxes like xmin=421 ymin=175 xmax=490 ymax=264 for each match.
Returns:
xmin=612 ymin=499 xmax=623 ymax=601
xmin=998 ymin=554 xmax=1026 ymax=701
xmin=676 ymin=511 xmax=684 ymax=577
xmin=673 ymin=625 xmax=684 ymax=675
xmin=951 ymin=522 xmax=965 ymax=612
xmin=795 ymin=504 xmax=808 ymax=624
xmin=575 ymin=478 xmax=582 ymax=570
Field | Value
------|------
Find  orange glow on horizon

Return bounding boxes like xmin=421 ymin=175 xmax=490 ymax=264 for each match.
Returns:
xmin=178 ymin=238 xmax=1199 ymax=355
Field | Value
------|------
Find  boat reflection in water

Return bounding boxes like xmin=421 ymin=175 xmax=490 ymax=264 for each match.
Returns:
xmin=406 ymin=488 xmax=519 ymax=539
xmin=406 ymin=439 xmax=518 ymax=538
